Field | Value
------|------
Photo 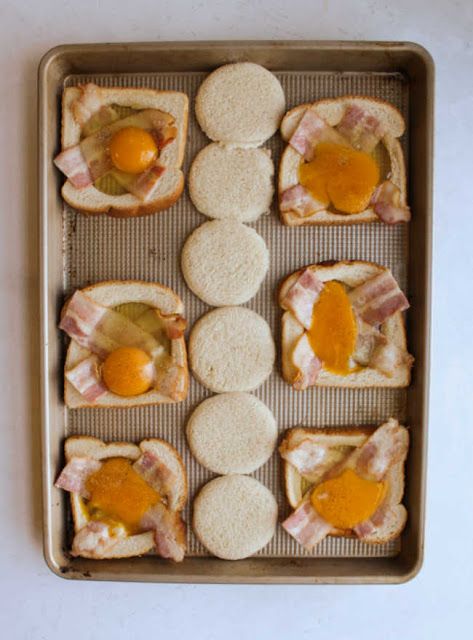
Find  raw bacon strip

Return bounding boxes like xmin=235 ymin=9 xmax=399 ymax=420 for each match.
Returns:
xmin=282 ymin=500 xmax=332 ymax=549
xmin=348 ymin=270 xmax=409 ymax=327
xmin=125 ymin=164 xmax=166 ymax=202
xmin=353 ymin=503 xmax=391 ymax=539
xmin=281 ymin=268 xmax=325 ymax=330
xmin=65 ymin=355 xmax=108 ymax=402
xmin=291 ymin=334 xmax=322 ymax=390
xmin=54 ymin=146 xmax=93 ymax=189
xmin=140 ymin=502 xmax=186 ymax=562
xmin=280 ymin=184 xmax=327 ymax=218
xmin=154 ymin=364 xmax=186 ymax=401
xmin=289 ymin=109 xmax=348 ymax=161
xmin=71 ymin=83 xmax=105 ymax=126
xmin=371 ymin=180 xmax=411 ymax=224
xmin=352 ymin=319 xmax=387 ymax=366
xmin=60 ymin=290 xmax=164 ymax=360
xmin=279 ymin=437 xmax=330 ymax=477
xmin=133 ymin=451 xmax=178 ymax=510
xmin=336 ymin=103 xmax=385 ymax=153
xmin=71 ymin=521 xmax=125 ymax=558
xmin=55 ymin=456 xmax=102 ymax=498
xmin=352 ymin=418 xmax=408 ymax=482
xmin=369 ymin=340 xmax=414 ymax=377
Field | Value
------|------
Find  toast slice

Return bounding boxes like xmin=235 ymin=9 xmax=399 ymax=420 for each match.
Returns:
xmin=280 ymin=424 xmax=408 ymax=544
xmin=60 ymin=86 xmax=188 ymax=217
xmin=63 ymin=280 xmax=188 ymax=408
xmin=278 ymin=96 xmax=407 ymax=226
xmin=64 ymin=436 xmax=187 ymax=559
xmin=279 ymin=261 xmax=412 ymax=388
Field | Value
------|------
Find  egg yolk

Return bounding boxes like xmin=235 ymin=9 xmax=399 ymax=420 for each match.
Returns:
xmin=299 ymin=142 xmax=380 ymax=214
xmin=102 ymin=346 xmax=153 ymax=397
xmin=85 ymin=458 xmax=160 ymax=534
xmin=109 ymin=126 xmax=158 ymax=174
xmin=311 ymin=468 xmax=386 ymax=529
xmin=308 ymin=281 xmax=357 ymax=375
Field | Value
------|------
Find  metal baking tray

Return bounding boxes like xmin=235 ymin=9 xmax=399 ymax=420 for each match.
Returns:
xmin=39 ymin=41 xmax=433 ymax=584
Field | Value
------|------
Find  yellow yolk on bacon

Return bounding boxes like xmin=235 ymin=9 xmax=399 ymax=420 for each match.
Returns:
xmin=102 ymin=346 xmax=153 ymax=397
xmin=85 ymin=458 xmax=160 ymax=534
xmin=109 ymin=126 xmax=158 ymax=174
xmin=308 ymin=281 xmax=357 ymax=375
xmin=311 ymin=468 xmax=386 ymax=529
xmin=299 ymin=142 xmax=380 ymax=214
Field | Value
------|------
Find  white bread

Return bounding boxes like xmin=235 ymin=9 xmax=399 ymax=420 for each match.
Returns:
xmin=63 ymin=280 xmax=188 ymax=408
xmin=60 ymin=86 xmax=189 ymax=217
xmin=282 ymin=425 xmax=408 ymax=544
xmin=195 ymin=63 xmax=286 ymax=147
xmin=280 ymin=261 xmax=412 ymax=389
xmin=181 ymin=220 xmax=269 ymax=306
xmin=65 ymin=436 xmax=187 ymax=559
xmin=193 ymin=475 xmax=278 ymax=559
xmin=189 ymin=307 xmax=275 ymax=393
xmin=188 ymin=143 xmax=274 ymax=222
xmin=278 ymin=96 xmax=407 ymax=226
xmin=186 ymin=393 xmax=277 ymax=474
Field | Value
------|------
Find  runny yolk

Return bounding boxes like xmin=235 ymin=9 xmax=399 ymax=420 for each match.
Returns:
xmin=85 ymin=458 xmax=160 ymax=534
xmin=299 ymin=142 xmax=380 ymax=214
xmin=311 ymin=468 xmax=386 ymax=529
xmin=102 ymin=346 xmax=153 ymax=397
xmin=109 ymin=126 xmax=158 ymax=174
xmin=308 ymin=281 xmax=357 ymax=375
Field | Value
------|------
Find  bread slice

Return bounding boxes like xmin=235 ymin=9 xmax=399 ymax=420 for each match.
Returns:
xmin=65 ymin=436 xmax=187 ymax=559
xmin=60 ymin=86 xmax=189 ymax=217
xmin=63 ymin=280 xmax=188 ymax=408
xmin=280 ymin=261 xmax=411 ymax=388
xmin=278 ymin=96 xmax=407 ymax=226
xmin=281 ymin=425 xmax=408 ymax=543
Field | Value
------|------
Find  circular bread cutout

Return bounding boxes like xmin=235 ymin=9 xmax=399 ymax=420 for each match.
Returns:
xmin=189 ymin=307 xmax=275 ymax=392
xmin=187 ymin=393 xmax=277 ymax=474
xmin=195 ymin=63 xmax=286 ymax=146
xmin=189 ymin=143 xmax=274 ymax=222
xmin=181 ymin=220 xmax=269 ymax=306
xmin=193 ymin=475 xmax=278 ymax=559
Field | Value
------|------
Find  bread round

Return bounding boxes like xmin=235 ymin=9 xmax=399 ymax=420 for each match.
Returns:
xmin=193 ymin=475 xmax=278 ymax=559
xmin=195 ymin=63 xmax=286 ymax=146
xmin=189 ymin=143 xmax=274 ymax=222
xmin=181 ymin=220 xmax=269 ymax=306
xmin=189 ymin=307 xmax=275 ymax=392
xmin=187 ymin=393 xmax=277 ymax=474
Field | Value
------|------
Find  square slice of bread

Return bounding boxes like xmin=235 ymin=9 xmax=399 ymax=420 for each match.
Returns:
xmin=60 ymin=86 xmax=189 ymax=217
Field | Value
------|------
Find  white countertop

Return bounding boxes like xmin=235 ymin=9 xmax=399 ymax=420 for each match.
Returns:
xmin=1 ymin=1 xmax=472 ymax=638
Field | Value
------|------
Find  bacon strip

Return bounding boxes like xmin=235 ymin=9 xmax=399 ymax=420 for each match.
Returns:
xmin=71 ymin=521 xmax=125 ymax=558
xmin=282 ymin=268 xmax=324 ymax=330
xmin=125 ymin=164 xmax=166 ymax=202
xmin=140 ymin=502 xmax=186 ymax=562
xmin=133 ymin=451 xmax=179 ymax=510
xmin=54 ymin=146 xmax=93 ymax=189
xmin=369 ymin=340 xmax=414 ymax=377
xmin=352 ymin=418 xmax=408 ymax=482
xmin=289 ymin=109 xmax=348 ymax=161
xmin=71 ymin=83 xmax=105 ymax=126
xmin=60 ymin=290 xmax=164 ymax=360
xmin=154 ymin=364 xmax=186 ymax=400
xmin=282 ymin=500 xmax=332 ymax=549
xmin=158 ymin=312 xmax=187 ymax=340
xmin=55 ymin=456 xmax=102 ymax=498
xmin=348 ymin=270 xmax=409 ymax=327
xmin=336 ymin=104 xmax=385 ymax=153
xmin=291 ymin=334 xmax=322 ymax=390
xmin=279 ymin=437 xmax=330 ymax=477
xmin=82 ymin=106 xmax=119 ymax=137
xmin=370 ymin=180 xmax=411 ymax=224
xmin=65 ymin=355 xmax=108 ymax=402
xmin=280 ymin=184 xmax=327 ymax=218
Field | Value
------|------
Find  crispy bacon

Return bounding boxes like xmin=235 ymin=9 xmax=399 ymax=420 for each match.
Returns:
xmin=71 ymin=521 xmax=125 ymax=558
xmin=289 ymin=109 xmax=348 ymax=161
xmin=133 ymin=451 xmax=179 ymax=510
xmin=65 ymin=355 xmax=108 ymax=402
xmin=348 ymin=270 xmax=409 ymax=327
xmin=140 ymin=502 xmax=186 ymax=562
xmin=282 ymin=500 xmax=332 ymax=549
xmin=281 ymin=268 xmax=324 ymax=330
xmin=371 ymin=180 xmax=411 ymax=224
xmin=280 ymin=184 xmax=327 ymax=218
xmin=54 ymin=456 xmax=102 ymax=498
xmin=336 ymin=104 xmax=385 ymax=153
xmin=291 ymin=334 xmax=322 ymax=390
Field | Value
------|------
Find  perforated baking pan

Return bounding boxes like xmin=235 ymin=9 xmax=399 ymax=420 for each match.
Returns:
xmin=39 ymin=41 xmax=433 ymax=583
